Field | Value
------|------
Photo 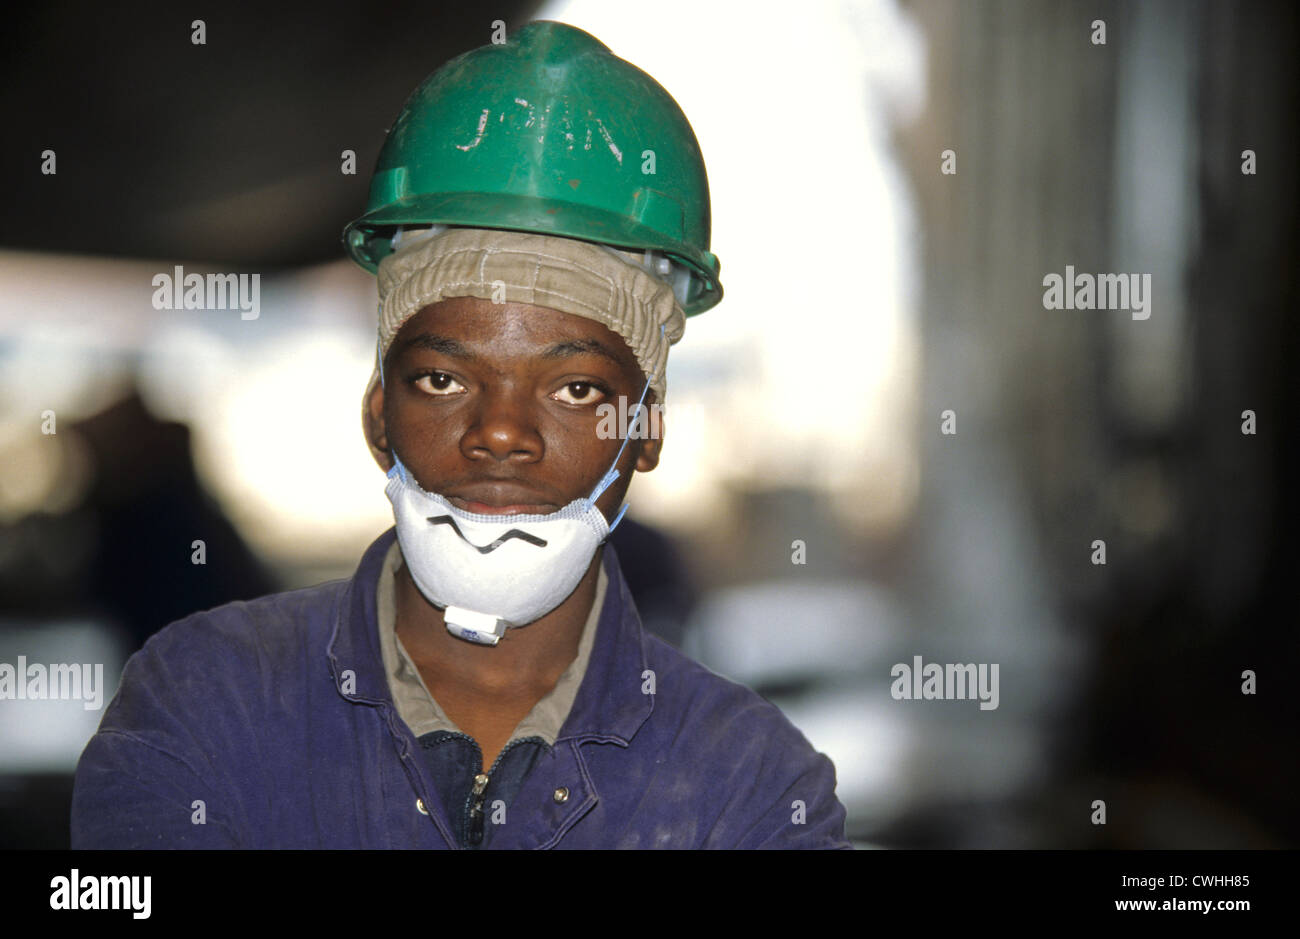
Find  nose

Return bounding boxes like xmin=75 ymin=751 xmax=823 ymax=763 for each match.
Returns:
xmin=460 ymin=386 xmax=544 ymax=463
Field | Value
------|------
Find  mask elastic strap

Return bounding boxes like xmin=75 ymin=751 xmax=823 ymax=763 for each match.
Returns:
xmin=589 ymin=323 xmax=665 ymax=534
xmin=377 ymin=331 xmax=409 ymax=483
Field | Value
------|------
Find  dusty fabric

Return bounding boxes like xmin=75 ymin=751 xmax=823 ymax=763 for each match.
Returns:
xmin=71 ymin=529 xmax=852 ymax=849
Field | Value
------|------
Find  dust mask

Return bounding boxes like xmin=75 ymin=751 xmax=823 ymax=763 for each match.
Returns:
xmin=381 ymin=345 xmax=654 ymax=646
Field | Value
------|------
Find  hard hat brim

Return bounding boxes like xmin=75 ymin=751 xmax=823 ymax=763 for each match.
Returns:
xmin=343 ymin=191 xmax=721 ymax=316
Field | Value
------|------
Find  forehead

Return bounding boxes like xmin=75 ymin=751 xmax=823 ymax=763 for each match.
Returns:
xmin=393 ymin=296 xmax=639 ymax=367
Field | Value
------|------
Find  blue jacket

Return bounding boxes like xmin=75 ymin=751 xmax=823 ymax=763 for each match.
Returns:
xmin=71 ymin=528 xmax=852 ymax=849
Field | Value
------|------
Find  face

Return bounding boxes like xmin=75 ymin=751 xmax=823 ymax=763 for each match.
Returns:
xmin=365 ymin=296 xmax=663 ymax=524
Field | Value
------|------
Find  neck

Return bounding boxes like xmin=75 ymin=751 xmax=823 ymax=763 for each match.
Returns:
xmin=393 ymin=546 xmax=602 ymax=698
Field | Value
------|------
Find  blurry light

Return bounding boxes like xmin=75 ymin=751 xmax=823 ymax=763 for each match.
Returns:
xmin=683 ymin=579 xmax=901 ymax=684
xmin=0 ymin=620 xmax=128 ymax=774
xmin=778 ymin=690 xmax=913 ymax=817
xmin=0 ymin=422 xmax=93 ymax=522
xmin=630 ymin=396 xmax=736 ymax=532
xmin=0 ymin=333 xmax=135 ymax=425
xmin=193 ymin=332 xmax=392 ymax=563
xmin=0 ymin=248 xmax=397 ymax=572
xmin=777 ymin=686 xmax=1049 ymax=828
xmin=536 ymin=0 xmax=925 ymax=531
xmin=136 ymin=324 xmax=239 ymax=425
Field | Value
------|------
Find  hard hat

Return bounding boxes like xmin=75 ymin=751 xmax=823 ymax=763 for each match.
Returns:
xmin=342 ymin=20 xmax=722 ymax=315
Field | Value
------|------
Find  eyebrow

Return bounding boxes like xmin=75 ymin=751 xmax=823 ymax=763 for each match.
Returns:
xmin=399 ymin=333 xmax=624 ymax=367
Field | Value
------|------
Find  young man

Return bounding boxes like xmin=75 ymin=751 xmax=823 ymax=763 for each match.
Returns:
xmin=71 ymin=21 xmax=850 ymax=849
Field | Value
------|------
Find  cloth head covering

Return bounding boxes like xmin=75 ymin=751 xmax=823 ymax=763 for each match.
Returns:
xmin=362 ymin=227 xmax=686 ymax=465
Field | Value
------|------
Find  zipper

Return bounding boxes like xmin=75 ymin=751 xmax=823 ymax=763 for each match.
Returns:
xmin=464 ymin=739 xmax=540 ymax=848
xmin=467 ymin=773 xmax=490 ymax=846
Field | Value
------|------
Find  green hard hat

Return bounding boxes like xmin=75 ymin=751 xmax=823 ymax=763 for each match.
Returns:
xmin=342 ymin=20 xmax=722 ymax=315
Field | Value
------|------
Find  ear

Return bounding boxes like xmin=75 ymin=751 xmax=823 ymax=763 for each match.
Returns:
xmin=363 ymin=374 xmax=394 ymax=472
xmin=634 ymin=396 xmax=664 ymax=472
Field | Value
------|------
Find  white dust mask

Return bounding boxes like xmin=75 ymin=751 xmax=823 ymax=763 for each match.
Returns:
xmin=380 ymin=343 xmax=654 ymax=646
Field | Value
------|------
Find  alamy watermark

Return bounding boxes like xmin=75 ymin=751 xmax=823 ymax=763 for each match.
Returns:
xmin=596 ymin=396 xmax=664 ymax=440
xmin=1042 ymin=265 xmax=1151 ymax=320
xmin=151 ymin=264 xmax=260 ymax=320
xmin=890 ymin=655 xmax=999 ymax=710
xmin=50 ymin=870 xmax=150 ymax=919
xmin=0 ymin=656 xmax=104 ymax=710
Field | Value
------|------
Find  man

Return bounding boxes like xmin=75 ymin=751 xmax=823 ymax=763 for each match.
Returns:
xmin=71 ymin=20 xmax=850 ymax=849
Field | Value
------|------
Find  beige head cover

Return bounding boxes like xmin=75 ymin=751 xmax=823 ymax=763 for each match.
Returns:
xmin=363 ymin=227 xmax=687 ymax=465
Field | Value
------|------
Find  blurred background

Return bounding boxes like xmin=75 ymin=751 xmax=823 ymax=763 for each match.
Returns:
xmin=1 ymin=0 xmax=1295 ymax=848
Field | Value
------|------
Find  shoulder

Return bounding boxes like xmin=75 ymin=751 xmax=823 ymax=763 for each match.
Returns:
xmin=140 ymin=579 xmax=347 ymax=673
xmin=100 ymin=579 xmax=349 ymax=731
xmin=636 ymin=633 xmax=851 ymax=847
xmin=72 ymin=580 xmax=351 ymax=848
xmin=641 ymin=632 xmax=811 ymax=750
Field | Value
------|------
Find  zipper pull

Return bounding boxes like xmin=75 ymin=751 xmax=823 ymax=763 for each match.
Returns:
xmin=468 ymin=773 xmax=489 ymax=846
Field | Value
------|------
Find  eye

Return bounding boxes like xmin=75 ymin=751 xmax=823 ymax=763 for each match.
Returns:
xmin=414 ymin=371 xmax=466 ymax=396
xmin=551 ymin=380 xmax=610 ymax=406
